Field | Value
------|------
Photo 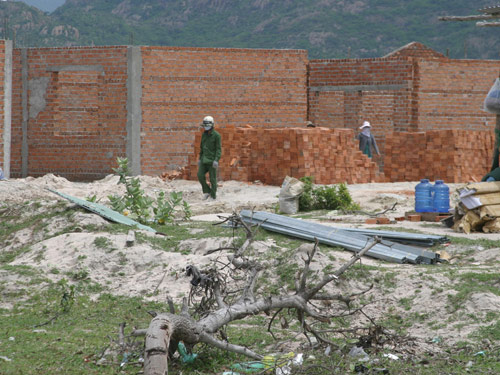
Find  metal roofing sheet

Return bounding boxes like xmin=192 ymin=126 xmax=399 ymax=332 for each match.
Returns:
xmin=240 ymin=210 xmax=439 ymax=264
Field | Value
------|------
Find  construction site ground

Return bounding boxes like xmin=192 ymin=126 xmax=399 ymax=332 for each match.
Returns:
xmin=1 ymin=174 xmax=500 ymax=372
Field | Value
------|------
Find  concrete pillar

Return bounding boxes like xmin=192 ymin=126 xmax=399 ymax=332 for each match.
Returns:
xmin=2 ymin=40 xmax=12 ymax=179
xmin=21 ymin=48 xmax=28 ymax=177
xmin=126 ymin=46 xmax=142 ymax=176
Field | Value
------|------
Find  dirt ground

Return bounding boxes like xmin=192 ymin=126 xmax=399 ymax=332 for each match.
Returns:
xmin=1 ymin=174 xmax=500 ymax=355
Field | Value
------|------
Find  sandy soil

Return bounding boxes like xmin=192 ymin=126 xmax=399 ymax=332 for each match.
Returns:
xmin=1 ymin=174 xmax=500 ymax=354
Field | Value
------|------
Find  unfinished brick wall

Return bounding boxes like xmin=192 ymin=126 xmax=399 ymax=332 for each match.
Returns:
xmin=308 ymin=57 xmax=414 ymax=129
xmin=307 ymin=43 xmax=500 ymax=180
xmin=10 ymin=46 xmax=129 ymax=180
xmin=140 ymin=46 xmax=308 ymax=176
xmin=416 ymin=60 xmax=500 ymax=131
xmin=384 ymin=130 xmax=495 ymax=182
xmin=5 ymin=41 xmax=500 ymax=184
xmin=188 ymin=126 xmax=384 ymax=185
xmin=308 ymin=56 xmax=415 ymax=172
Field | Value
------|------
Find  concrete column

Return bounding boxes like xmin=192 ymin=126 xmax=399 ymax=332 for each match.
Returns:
xmin=126 ymin=46 xmax=142 ymax=176
xmin=21 ymin=48 xmax=28 ymax=177
xmin=3 ymin=40 xmax=12 ymax=179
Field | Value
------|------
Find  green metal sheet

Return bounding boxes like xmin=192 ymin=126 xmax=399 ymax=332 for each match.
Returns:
xmin=48 ymin=188 xmax=158 ymax=233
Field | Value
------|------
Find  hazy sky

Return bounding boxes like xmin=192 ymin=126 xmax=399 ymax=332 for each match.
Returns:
xmin=17 ymin=0 xmax=66 ymax=12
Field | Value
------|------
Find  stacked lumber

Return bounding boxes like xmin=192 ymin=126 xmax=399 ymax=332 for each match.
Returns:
xmin=453 ymin=181 xmax=500 ymax=233
xmin=384 ymin=130 xmax=495 ymax=183
xmin=187 ymin=126 xmax=384 ymax=185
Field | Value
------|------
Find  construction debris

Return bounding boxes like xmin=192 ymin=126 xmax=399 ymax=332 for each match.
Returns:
xmin=453 ymin=181 xmax=500 ymax=233
xmin=240 ymin=210 xmax=442 ymax=264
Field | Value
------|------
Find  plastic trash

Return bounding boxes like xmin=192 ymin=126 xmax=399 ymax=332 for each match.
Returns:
xmin=230 ymin=361 xmax=265 ymax=373
xmin=178 ymin=342 xmax=198 ymax=364
xmin=383 ymin=353 xmax=399 ymax=360
xmin=484 ymin=78 xmax=500 ymax=114
xmin=120 ymin=352 xmax=129 ymax=368
xmin=0 ymin=167 xmax=4 ymax=180
xmin=348 ymin=346 xmax=369 ymax=359
xmin=431 ymin=336 xmax=442 ymax=343
xmin=292 ymin=353 xmax=303 ymax=365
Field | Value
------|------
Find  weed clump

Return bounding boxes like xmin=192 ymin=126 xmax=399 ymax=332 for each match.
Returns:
xmin=298 ymin=176 xmax=359 ymax=212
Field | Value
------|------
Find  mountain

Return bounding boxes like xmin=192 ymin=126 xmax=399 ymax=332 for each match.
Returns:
xmin=14 ymin=0 xmax=65 ymax=13
xmin=2 ymin=0 xmax=499 ymax=59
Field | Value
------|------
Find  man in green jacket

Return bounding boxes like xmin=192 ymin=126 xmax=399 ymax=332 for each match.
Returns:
xmin=197 ymin=116 xmax=222 ymax=200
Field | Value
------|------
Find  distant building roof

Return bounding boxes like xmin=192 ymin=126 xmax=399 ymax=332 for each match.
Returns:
xmin=383 ymin=42 xmax=446 ymax=59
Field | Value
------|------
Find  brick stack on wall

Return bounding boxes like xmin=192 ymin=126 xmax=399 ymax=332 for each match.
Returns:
xmin=384 ymin=130 xmax=495 ymax=182
xmin=188 ymin=126 xmax=384 ymax=186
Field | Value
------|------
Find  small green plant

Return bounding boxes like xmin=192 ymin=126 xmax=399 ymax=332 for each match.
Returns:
xmin=108 ymin=157 xmax=191 ymax=224
xmin=94 ymin=236 xmax=112 ymax=249
xmin=154 ymin=190 xmax=192 ymax=224
xmin=58 ymin=278 xmax=75 ymax=313
xmin=85 ymin=194 xmax=99 ymax=203
xmin=67 ymin=268 xmax=90 ymax=281
xmin=298 ymin=176 xmax=359 ymax=212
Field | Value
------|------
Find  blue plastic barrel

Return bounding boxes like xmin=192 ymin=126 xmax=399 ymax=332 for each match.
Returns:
xmin=415 ymin=179 xmax=433 ymax=213
xmin=433 ymin=180 xmax=450 ymax=213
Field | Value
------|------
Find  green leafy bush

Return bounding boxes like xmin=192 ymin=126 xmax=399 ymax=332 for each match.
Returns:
xmin=298 ymin=176 xmax=359 ymax=211
xmin=108 ymin=157 xmax=191 ymax=224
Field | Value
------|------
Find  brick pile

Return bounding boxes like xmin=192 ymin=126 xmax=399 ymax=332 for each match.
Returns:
xmin=384 ymin=130 xmax=495 ymax=182
xmin=187 ymin=126 xmax=384 ymax=185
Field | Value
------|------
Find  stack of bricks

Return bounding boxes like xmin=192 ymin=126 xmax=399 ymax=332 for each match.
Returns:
xmin=187 ymin=126 xmax=384 ymax=185
xmin=384 ymin=130 xmax=495 ymax=182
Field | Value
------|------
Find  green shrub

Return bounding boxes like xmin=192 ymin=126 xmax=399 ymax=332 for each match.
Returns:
xmin=108 ymin=157 xmax=191 ymax=224
xmin=298 ymin=176 xmax=359 ymax=211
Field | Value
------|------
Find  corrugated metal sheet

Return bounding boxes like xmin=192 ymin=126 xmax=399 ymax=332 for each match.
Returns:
xmin=240 ymin=210 xmax=440 ymax=264
xmin=48 ymin=188 xmax=158 ymax=233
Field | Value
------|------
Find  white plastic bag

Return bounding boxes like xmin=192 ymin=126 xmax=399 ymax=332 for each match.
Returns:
xmin=484 ymin=78 xmax=500 ymax=114
xmin=279 ymin=176 xmax=304 ymax=214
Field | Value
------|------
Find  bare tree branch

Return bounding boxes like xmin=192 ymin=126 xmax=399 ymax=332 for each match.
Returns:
xmin=306 ymin=237 xmax=380 ymax=299
xmin=199 ymin=332 xmax=262 ymax=360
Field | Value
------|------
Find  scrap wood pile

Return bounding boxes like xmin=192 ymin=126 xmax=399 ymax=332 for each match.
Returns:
xmin=453 ymin=181 xmax=500 ymax=233
xmin=384 ymin=130 xmax=494 ymax=183
xmin=188 ymin=125 xmax=384 ymax=185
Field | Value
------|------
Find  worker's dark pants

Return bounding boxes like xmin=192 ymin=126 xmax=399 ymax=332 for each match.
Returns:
xmin=197 ymin=163 xmax=217 ymax=198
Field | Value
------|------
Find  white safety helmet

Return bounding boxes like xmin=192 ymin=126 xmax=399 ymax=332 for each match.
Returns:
xmin=202 ymin=116 xmax=215 ymax=130
xmin=359 ymin=121 xmax=371 ymax=130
